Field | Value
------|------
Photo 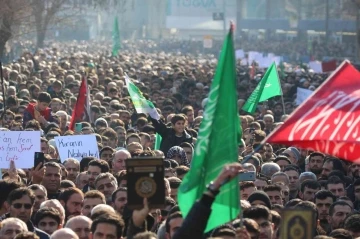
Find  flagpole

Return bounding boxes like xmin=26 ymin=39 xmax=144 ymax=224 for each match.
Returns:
xmin=275 ymin=62 xmax=286 ymax=115
xmin=0 ymin=61 xmax=5 ymax=121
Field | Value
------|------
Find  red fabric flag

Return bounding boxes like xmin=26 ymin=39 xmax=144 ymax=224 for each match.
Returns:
xmin=322 ymin=59 xmax=337 ymax=72
xmin=69 ymin=77 xmax=90 ymax=130
xmin=265 ymin=60 xmax=360 ymax=162
xmin=249 ymin=61 xmax=256 ymax=80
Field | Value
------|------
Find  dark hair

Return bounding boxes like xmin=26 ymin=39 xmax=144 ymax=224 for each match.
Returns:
xmin=344 ymin=213 xmax=360 ymax=233
xmin=165 ymin=212 xmax=183 ymax=233
xmin=84 ymin=190 xmax=106 ymax=203
xmin=324 ymin=157 xmax=344 ymax=173
xmin=170 ymin=114 xmax=186 ymax=125
xmin=283 ymin=165 xmax=301 ymax=175
xmin=300 ymin=180 xmax=321 ymax=193
xmin=111 ymin=187 xmax=127 ymax=203
xmin=175 ymin=166 xmax=189 ymax=177
xmin=60 ymin=180 xmax=76 ymax=189
xmin=264 ymin=184 xmax=282 ymax=193
xmin=37 ymin=92 xmax=51 ymax=103
xmin=0 ymin=180 xmax=23 ymax=207
xmin=271 ymin=210 xmax=281 ymax=229
xmin=44 ymin=162 xmax=61 ymax=170
xmin=167 ymin=159 xmax=179 ymax=168
xmin=58 ymin=187 xmax=83 ymax=204
xmin=243 ymin=205 xmax=272 ymax=221
xmin=240 ymin=181 xmax=256 ymax=190
xmin=88 ymin=159 xmax=110 ymax=173
xmin=315 ymin=190 xmax=336 ymax=202
xmin=100 ymin=146 xmax=115 ymax=156
xmin=285 ymin=199 xmax=303 ymax=208
xmin=309 ymin=152 xmax=325 ymax=161
xmin=125 ymin=133 xmax=141 ymax=145
xmin=328 ymin=170 xmax=345 ymax=181
xmin=326 ymin=176 xmax=345 ymax=188
xmin=329 ymin=228 xmax=353 ymax=239
xmin=7 ymin=187 xmax=35 ymax=205
xmin=329 ymin=201 xmax=352 ymax=216
xmin=34 ymin=207 xmax=61 ymax=226
xmin=295 ymin=201 xmax=318 ymax=221
xmin=80 ymin=157 xmax=97 ymax=172
xmin=165 ymin=197 xmax=177 ymax=208
xmin=91 ymin=213 xmax=124 ymax=238
xmin=211 ymin=225 xmax=236 ymax=238
xmin=167 ymin=177 xmax=182 ymax=189
xmin=354 ymin=178 xmax=360 ymax=188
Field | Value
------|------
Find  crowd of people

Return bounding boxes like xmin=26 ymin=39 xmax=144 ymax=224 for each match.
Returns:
xmin=0 ymin=37 xmax=359 ymax=239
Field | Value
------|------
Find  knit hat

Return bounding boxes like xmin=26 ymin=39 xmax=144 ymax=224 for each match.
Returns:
xmin=247 ymin=191 xmax=272 ymax=209
xmin=288 ymin=147 xmax=301 ymax=161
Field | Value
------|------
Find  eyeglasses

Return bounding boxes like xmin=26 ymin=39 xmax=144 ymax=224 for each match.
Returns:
xmin=12 ymin=203 xmax=32 ymax=209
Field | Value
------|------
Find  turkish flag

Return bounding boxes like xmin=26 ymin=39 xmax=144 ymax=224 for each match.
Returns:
xmin=265 ymin=60 xmax=360 ymax=162
xmin=69 ymin=77 xmax=91 ymax=130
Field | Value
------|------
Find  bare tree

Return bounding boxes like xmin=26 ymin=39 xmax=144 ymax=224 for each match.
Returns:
xmin=0 ymin=0 xmax=32 ymax=59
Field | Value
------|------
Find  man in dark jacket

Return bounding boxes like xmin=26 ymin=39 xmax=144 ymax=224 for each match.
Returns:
xmin=150 ymin=114 xmax=192 ymax=155
xmin=4 ymin=187 xmax=50 ymax=239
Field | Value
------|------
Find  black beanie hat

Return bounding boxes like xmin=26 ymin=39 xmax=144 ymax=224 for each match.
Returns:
xmin=247 ymin=191 xmax=272 ymax=209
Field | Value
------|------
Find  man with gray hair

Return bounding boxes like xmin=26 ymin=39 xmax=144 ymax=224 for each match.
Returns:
xmin=261 ymin=162 xmax=281 ymax=178
xmin=263 ymin=114 xmax=274 ymax=135
xmin=75 ymin=172 xmax=88 ymax=190
xmin=112 ymin=149 xmax=131 ymax=174
xmin=94 ymin=173 xmax=118 ymax=203
xmin=0 ymin=218 xmax=28 ymax=239
xmin=63 ymin=158 xmax=80 ymax=183
xmin=299 ymin=172 xmax=317 ymax=184
xmin=271 ymin=172 xmax=290 ymax=186
xmin=65 ymin=216 xmax=92 ymax=239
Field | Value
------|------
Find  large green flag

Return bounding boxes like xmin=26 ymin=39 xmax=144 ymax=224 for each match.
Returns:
xmin=242 ymin=63 xmax=282 ymax=114
xmin=178 ymin=26 xmax=241 ymax=232
xmin=112 ymin=17 xmax=121 ymax=56
xmin=125 ymin=74 xmax=160 ymax=120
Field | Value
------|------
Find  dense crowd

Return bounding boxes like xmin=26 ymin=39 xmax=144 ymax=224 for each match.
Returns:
xmin=0 ymin=38 xmax=359 ymax=239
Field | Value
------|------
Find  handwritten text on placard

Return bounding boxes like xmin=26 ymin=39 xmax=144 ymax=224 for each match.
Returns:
xmin=0 ymin=131 xmax=41 ymax=168
xmin=55 ymin=135 xmax=99 ymax=162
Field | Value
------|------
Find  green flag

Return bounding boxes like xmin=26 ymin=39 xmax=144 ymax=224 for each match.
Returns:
xmin=154 ymin=133 xmax=162 ymax=150
xmin=178 ymin=26 xmax=241 ymax=232
xmin=242 ymin=63 xmax=282 ymax=114
xmin=112 ymin=17 xmax=121 ymax=56
xmin=125 ymin=74 xmax=160 ymax=120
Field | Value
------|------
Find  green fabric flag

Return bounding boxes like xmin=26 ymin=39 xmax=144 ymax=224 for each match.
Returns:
xmin=125 ymin=74 xmax=160 ymax=120
xmin=279 ymin=61 xmax=286 ymax=79
xmin=178 ymin=27 xmax=241 ymax=232
xmin=154 ymin=133 xmax=162 ymax=150
xmin=112 ymin=17 xmax=121 ymax=56
xmin=242 ymin=63 xmax=282 ymax=114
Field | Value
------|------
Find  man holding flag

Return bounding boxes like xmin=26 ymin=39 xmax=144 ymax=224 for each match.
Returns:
xmin=173 ymin=23 xmax=242 ymax=236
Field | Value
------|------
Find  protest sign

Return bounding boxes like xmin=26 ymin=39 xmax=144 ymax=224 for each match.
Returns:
xmin=0 ymin=131 xmax=41 ymax=168
xmin=235 ymin=49 xmax=245 ymax=59
xmin=55 ymin=135 xmax=99 ymax=162
xmin=296 ymin=87 xmax=313 ymax=105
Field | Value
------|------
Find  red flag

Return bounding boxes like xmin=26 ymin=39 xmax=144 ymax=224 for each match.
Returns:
xmin=249 ymin=61 xmax=256 ymax=80
xmin=265 ymin=60 xmax=360 ymax=162
xmin=69 ymin=77 xmax=91 ymax=130
xmin=322 ymin=59 xmax=337 ymax=72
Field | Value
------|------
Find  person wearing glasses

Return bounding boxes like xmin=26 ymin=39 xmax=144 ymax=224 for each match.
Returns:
xmin=4 ymin=187 xmax=50 ymax=239
xmin=83 ymin=160 xmax=110 ymax=193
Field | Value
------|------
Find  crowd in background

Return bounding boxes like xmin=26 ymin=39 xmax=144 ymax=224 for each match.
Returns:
xmin=0 ymin=38 xmax=359 ymax=239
